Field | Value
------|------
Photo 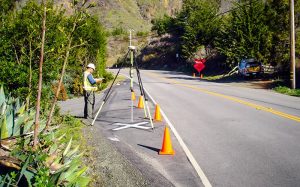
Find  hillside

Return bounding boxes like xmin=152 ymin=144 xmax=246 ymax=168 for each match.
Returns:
xmin=55 ymin=0 xmax=236 ymax=67
xmin=92 ymin=0 xmax=182 ymax=31
xmin=56 ymin=0 xmax=182 ymax=32
xmin=86 ymin=0 xmax=182 ymax=66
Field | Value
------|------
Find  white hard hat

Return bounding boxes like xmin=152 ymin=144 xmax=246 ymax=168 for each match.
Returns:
xmin=87 ymin=63 xmax=95 ymax=70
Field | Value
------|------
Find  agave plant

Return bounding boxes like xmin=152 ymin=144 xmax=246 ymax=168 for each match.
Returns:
xmin=0 ymin=86 xmax=90 ymax=186
xmin=0 ymin=86 xmax=46 ymax=145
xmin=46 ymin=137 xmax=90 ymax=186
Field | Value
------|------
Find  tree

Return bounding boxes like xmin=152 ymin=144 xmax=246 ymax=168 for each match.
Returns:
xmin=151 ymin=15 xmax=177 ymax=36
xmin=264 ymin=0 xmax=290 ymax=69
xmin=177 ymin=0 xmax=221 ymax=59
xmin=0 ymin=0 xmax=107 ymax=146
xmin=215 ymin=0 xmax=272 ymax=67
xmin=33 ymin=0 xmax=46 ymax=149
xmin=45 ymin=0 xmax=93 ymax=129
xmin=151 ymin=0 xmax=221 ymax=60
xmin=44 ymin=2 xmax=107 ymax=129
xmin=0 ymin=0 xmax=107 ymax=104
xmin=0 ymin=0 xmax=68 ymax=104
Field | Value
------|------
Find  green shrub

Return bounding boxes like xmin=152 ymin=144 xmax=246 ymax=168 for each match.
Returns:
xmin=136 ymin=31 xmax=149 ymax=37
xmin=111 ymin=27 xmax=127 ymax=36
xmin=274 ymin=86 xmax=300 ymax=97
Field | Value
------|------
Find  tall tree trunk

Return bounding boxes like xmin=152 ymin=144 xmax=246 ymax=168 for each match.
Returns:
xmin=45 ymin=38 xmax=72 ymax=129
xmin=26 ymin=41 xmax=33 ymax=110
xmin=45 ymin=15 xmax=78 ymax=129
xmin=33 ymin=1 xmax=46 ymax=149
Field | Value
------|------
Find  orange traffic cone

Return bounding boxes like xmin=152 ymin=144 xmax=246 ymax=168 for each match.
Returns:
xmin=200 ymin=74 xmax=203 ymax=79
xmin=154 ymin=104 xmax=162 ymax=121
xmin=131 ymin=91 xmax=136 ymax=101
xmin=159 ymin=126 xmax=175 ymax=155
xmin=137 ymin=95 xmax=144 ymax=108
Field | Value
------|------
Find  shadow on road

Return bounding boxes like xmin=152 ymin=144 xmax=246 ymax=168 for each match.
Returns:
xmin=138 ymin=144 xmax=160 ymax=153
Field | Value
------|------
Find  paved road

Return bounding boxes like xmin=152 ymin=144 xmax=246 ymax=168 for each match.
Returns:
xmin=118 ymin=69 xmax=300 ymax=187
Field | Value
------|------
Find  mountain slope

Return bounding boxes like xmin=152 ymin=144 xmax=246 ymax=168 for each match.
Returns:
xmin=53 ymin=0 xmax=181 ymax=31
xmin=76 ymin=0 xmax=183 ymax=32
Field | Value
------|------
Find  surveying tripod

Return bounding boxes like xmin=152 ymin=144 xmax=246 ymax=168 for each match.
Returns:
xmin=91 ymin=45 xmax=154 ymax=130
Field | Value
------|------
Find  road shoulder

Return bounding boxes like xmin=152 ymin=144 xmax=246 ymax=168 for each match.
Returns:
xmin=59 ymin=93 xmax=175 ymax=186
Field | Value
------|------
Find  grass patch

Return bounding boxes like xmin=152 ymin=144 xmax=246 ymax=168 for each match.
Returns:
xmin=136 ymin=31 xmax=149 ymax=37
xmin=111 ymin=27 xmax=127 ymax=36
xmin=202 ymin=74 xmax=226 ymax=80
xmin=53 ymin=114 xmax=85 ymax=147
xmin=273 ymin=86 xmax=300 ymax=97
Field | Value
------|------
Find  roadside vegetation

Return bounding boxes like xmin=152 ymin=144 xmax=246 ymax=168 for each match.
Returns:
xmin=0 ymin=0 xmax=112 ymax=186
xmin=151 ymin=0 xmax=300 ymax=87
xmin=274 ymin=86 xmax=300 ymax=97
xmin=0 ymin=86 xmax=89 ymax=186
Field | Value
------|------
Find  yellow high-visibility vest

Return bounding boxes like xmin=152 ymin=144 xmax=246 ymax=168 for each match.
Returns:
xmin=83 ymin=71 xmax=97 ymax=91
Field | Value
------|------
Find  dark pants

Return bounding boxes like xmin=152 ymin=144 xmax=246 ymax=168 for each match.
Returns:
xmin=84 ymin=90 xmax=95 ymax=119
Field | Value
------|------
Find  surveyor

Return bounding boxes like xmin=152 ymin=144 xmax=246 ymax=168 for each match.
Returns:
xmin=83 ymin=63 xmax=103 ymax=120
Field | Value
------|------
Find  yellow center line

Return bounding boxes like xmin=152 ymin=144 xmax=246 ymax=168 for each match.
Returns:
xmin=146 ymin=72 xmax=300 ymax=123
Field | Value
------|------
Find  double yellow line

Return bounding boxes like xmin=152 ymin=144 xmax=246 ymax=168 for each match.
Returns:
xmin=147 ymin=72 xmax=300 ymax=123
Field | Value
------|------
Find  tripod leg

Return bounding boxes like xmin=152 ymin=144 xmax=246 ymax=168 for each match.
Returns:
xmin=91 ymin=101 xmax=105 ymax=126
xmin=91 ymin=51 xmax=129 ymax=126
xmin=135 ymin=64 xmax=154 ymax=129
xmin=145 ymin=100 xmax=154 ymax=130
xmin=142 ymin=96 xmax=148 ymax=118
xmin=135 ymin=67 xmax=148 ymax=118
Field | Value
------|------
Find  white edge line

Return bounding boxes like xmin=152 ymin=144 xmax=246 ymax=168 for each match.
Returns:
xmin=143 ymin=87 xmax=212 ymax=187
xmin=119 ymin=72 xmax=212 ymax=187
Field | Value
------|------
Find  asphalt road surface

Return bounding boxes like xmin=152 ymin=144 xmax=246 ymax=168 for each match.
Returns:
xmin=113 ymin=69 xmax=300 ymax=187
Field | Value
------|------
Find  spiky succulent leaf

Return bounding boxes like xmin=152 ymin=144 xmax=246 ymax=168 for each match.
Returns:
xmin=15 ymin=98 xmax=20 ymax=110
xmin=56 ymin=133 xmax=66 ymax=142
xmin=66 ymin=166 xmax=88 ymax=184
xmin=63 ymin=137 xmax=72 ymax=157
xmin=16 ymin=104 xmax=25 ymax=115
xmin=24 ymin=119 xmax=34 ymax=133
xmin=1 ymin=116 xmax=9 ymax=139
xmin=65 ymin=145 xmax=79 ymax=158
xmin=75 ymin=176 xmax=90 ymax=187
xmin=6 ymin=112 xmax=13 ymax=136
xmin=17 ymin=156 xmax=31 ymax=183
xmin=49 ymin=143 xmax=58 ymax=155
xmin=13 ymin=114 xmax=27 ymax=136
xmin=57 ymin=158 xmax=81 ymax=184
xmin=0 ymin=102 xmax=6 ymax=116
xmin=0 ymin=86 xmax=5 ymax=107
xmin=23 ymin=170 xmax=34 ymax=187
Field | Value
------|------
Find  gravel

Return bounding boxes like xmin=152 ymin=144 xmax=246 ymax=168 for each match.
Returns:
xmin=82 ymin=124 xmax=150 ymax=187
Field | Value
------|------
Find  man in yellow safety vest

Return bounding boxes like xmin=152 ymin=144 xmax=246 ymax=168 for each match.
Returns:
xmin=83 ymin=63 xmax=102 ymax=119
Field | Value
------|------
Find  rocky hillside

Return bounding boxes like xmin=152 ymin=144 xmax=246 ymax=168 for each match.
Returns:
xmin=53 ymin=0 xmax=183 ymax=66
xmin=91 ymin=0 xmax=182 ymax=31
xmin=56 ymin=0 xmax=182 ymax=32
xmin=53 ymin=0 xmax=233 ymax=66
